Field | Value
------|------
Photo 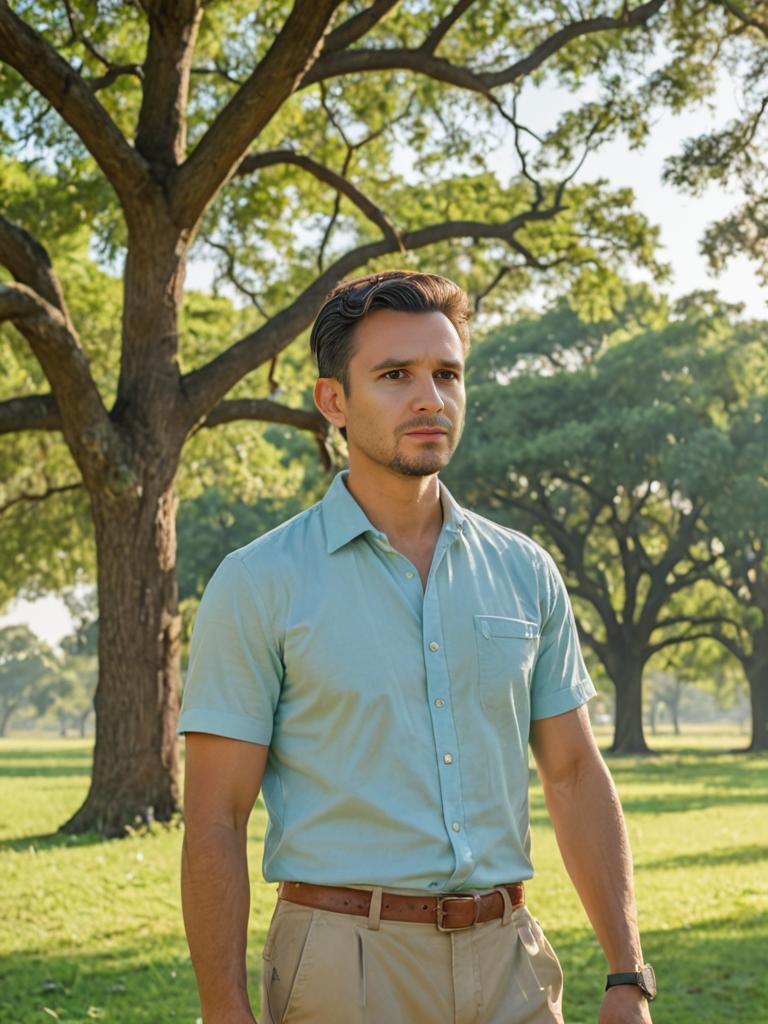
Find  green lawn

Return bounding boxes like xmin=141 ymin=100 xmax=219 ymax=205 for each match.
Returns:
xmin=0 ymin=729 xmax=766 ymax=1024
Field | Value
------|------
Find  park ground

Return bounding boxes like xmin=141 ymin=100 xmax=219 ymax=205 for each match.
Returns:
xmin=0 ymin=728 xmax=766 ymax=1024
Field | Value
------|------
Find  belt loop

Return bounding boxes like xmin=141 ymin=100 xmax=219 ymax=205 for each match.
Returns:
xmin=497 ymin=886 xmax=513 ymax=926
xmin=367 ymin=886 xmax=383 ymax=931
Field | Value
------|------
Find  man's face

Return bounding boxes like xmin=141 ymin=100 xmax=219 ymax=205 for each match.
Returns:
xmin=328 ymin=308 xmax=467 ymax=478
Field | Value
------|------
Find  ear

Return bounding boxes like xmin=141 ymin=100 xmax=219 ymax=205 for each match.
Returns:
xmin=314 ymin=377 xmax=347 ymax=431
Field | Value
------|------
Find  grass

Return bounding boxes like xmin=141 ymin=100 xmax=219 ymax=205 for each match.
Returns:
xmin=0 ymin=727 xmax=766 ymax=1024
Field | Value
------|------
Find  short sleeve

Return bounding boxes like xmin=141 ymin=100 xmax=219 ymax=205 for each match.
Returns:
xmin=530 ymin=552 xmax=596 ymax=720
xmin=177 ymin=554 xmax=283 ymax=745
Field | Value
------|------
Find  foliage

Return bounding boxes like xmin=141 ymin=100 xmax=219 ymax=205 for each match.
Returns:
xmin=0 ymin=625 xmax=54 ymax=735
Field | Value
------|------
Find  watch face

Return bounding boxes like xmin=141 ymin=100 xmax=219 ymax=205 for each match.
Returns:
xmin=640 ymin=964 xmax=657 ymax=999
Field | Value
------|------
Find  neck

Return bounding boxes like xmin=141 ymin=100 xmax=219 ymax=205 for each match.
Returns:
xmin=344 ymin=462 xmax=443 ymax=546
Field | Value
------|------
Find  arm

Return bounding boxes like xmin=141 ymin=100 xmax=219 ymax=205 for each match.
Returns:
xmin=530 ymin=706 xmax=652 ymax=1024
xmin=181 ymin=732 xmax=269 ymax=1024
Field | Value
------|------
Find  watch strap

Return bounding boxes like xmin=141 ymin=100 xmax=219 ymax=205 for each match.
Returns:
xmin=606 ymin=967 xmax=656 ymax=1001
xmin=605 ymin=971 xmax=643 ymax=990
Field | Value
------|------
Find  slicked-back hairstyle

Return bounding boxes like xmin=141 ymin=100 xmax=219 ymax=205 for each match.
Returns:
xmin=310 ymin=270 xmax=471 ymax=394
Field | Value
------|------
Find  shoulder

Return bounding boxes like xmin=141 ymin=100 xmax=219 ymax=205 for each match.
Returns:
xmin=202 ymin=501 xmax=324 ymax=613
xmin=460 ymin=507 xmax=554 ymax=573
xmin=226 ymin=500 xmax=324 ymax=575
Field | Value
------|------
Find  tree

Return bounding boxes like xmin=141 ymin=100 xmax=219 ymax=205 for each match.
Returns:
xmin=446 ymin=291 xmax=762 ymax=753
xmin=0 ymin=1 xmax=673 ymax=833
xmin=690 ymin=393 xmax=768 ymax=750
xmin=42 ymin=652 xmax=97 ymax=737
xmin=0 ymin=625 xmax=53 ymax=735
xmin=659 ymin=2 xmax=768 ymax=282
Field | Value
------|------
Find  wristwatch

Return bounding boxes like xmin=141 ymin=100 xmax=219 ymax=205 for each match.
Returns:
xmin=605 ymin=964 xmax=656 ymax=1001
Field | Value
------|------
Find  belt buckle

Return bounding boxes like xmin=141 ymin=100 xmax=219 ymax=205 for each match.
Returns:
xmin=436 ymin=893 xmax=481 ymax=931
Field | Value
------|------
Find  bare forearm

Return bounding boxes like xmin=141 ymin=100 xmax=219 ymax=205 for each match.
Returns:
xmin=181 ymin=825 xmax=256 ymax=1023
xmin=542 ymin=756 xmax=643 ymax=972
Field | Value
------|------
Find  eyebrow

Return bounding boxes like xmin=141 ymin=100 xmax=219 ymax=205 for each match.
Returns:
xmin=368 ymin=357 xmax=464 ymax=373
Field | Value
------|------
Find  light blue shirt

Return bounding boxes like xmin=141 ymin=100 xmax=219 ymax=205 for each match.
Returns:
xmin=178 ymin=471 xmax=595 ymax=891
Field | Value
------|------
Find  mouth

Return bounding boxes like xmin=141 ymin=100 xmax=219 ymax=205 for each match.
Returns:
xmin=404 ymin=429 xmax=448 ymax=439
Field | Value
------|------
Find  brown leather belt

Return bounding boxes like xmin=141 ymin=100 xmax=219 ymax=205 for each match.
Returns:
xmin=278 ymin=881 xmax=525 ymax=931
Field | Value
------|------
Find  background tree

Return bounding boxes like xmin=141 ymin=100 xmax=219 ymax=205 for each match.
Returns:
xmin=690 ymin=392 xmax=768 ymax=750
xmin=660 ymin=1 xmax=768 ymax=282
xmin=446 ymin=291 xmax=763 ymax=753
xmin=0 ymin=0 xmax=671 ymax=834
xmin=0 ymin=624 xmax=54 ymax=736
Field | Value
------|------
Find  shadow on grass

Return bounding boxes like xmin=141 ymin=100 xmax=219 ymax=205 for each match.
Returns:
xmin=641 ymin=843 xmax=768 ymax=871
xmin=552 ymin=911 xmax=768 ymax=1024
xmin=0 ymin=746 xmax=92 ymax=778
xmin=0 ymin=830 xmax=110 ymax=853
xmin=530 ymin=753 xmax=768 ymax=823
xmin=0 ymin=936 xmax=268 ymax=1024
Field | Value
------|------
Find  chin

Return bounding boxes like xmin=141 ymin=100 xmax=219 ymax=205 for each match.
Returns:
xmin=390 ymin=456 xmax=446 ymax=477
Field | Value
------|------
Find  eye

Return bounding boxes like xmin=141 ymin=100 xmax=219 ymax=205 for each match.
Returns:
xmin=435 ymin=370 xmax=460 ymax=381
xmin=382 ymin=369 xmax=406 ymax=380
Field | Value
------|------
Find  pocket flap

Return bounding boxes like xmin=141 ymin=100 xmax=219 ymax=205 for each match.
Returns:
xmin=475 ymin=615 xmax=539 ymax=640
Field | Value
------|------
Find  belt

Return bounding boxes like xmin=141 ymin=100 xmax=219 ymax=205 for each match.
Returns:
xmin=278 ymin=881 xmax=525 ymax=931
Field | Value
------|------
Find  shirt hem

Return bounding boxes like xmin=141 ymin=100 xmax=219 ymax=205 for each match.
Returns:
xmin=530 ymin=678 xmax=596 ymax=720
xmin=177 ymin=707 xmax=273 ymax=745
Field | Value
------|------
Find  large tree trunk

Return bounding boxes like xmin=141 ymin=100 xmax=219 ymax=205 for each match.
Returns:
xmin=744 ymin=656 xmax=768 ymax=752
xmin=608 ymin=662 xmax=651 ymax=754
xmin=61 ymin=456 xmax=183 ymax=835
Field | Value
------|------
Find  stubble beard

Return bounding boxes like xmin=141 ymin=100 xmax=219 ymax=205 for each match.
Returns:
xmin=389 ymin=445 xmax=448 ymax=477
xmin=388 ymin=422 xmax=463 ymax=477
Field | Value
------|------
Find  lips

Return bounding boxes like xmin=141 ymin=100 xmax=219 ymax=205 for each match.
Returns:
xmin=405 ymin=430 xmax=447 ymax=438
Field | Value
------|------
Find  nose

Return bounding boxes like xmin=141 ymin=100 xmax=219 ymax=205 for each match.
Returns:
xmin=411 ymin=374 xmax=445 ymax=414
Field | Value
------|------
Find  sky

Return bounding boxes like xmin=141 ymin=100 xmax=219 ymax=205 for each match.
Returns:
xmin=2 ymin=66 xmax=765 ymax=648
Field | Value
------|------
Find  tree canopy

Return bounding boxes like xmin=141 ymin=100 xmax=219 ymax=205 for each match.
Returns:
xmin=2 ymin=0 xmax=764 ymax=829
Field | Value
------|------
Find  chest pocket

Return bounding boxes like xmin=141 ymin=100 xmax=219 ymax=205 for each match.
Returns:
xmin=474 ymin=615 xmax=540 ymax=714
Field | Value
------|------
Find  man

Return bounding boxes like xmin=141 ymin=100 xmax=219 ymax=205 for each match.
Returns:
xmin=179 ymin=271 xmax=655 ymax=1024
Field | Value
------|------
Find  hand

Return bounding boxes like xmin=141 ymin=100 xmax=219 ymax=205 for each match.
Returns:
xmin=598 ymin=985 xmax=653 ymax=1024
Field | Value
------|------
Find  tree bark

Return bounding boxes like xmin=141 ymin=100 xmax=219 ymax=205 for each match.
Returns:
xmin=61 ymin=472 xmax=182 ymax=835
xmin=0 ymin=703 xmax=16 ymax=737
xmin=744 ymin=655 xmax=768 ymax=752
xmin=608 ymin=661 xmax=652 ymax=754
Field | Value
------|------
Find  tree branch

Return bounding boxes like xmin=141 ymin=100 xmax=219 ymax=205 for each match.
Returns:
xmin=196 ymin=398 xmax=332 ymax=470
xmin=135 ymin=1 xmax=204 ymax=170
xmin=0 ymin=394 xmax=62 ymax=435
xmin=180 ymin=203 xmax=567 ymax=424
xmin=323 ymin=0 xmax=401 ymax=53
xmin=720 ymin=0 xmax=768 ymax=37
xmin=303 ymin=0 xmax=668 ymax=93
xmin=0 ymin=2 xmax=153 ymax=217
xmin=0 ymin=482 xmax=82 ymax=516
xmin=169 ymin=0 xmax=344 ymax=229
xmin=420 ymin=0 xmax=475 ymax=53
xmin=647 ymin=631 xmax=724 ymax=656
xmin=0 ymin=215 xmax=69 ymax=314
xmin=201 ymin=236 xmax=271 ymax=317
xmin=0 ymin=283 xmax=115 ymax=472
xmin=199 ymin=398 xmax=327 ymax=435
xmin=236 ymin=149 xmax=402 ymax=249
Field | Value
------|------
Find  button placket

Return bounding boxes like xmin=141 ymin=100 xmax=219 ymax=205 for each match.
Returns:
xmin=422 ymin=542 xmax=474 ymax=886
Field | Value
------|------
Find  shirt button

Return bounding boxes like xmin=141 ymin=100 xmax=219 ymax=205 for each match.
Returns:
xmin=405 ymin=571 xmax=414 ymax=579
xmin=434 ymin=698 xmax=445 ymax=708
xmin=451 ymin=822 xmax=461 ymax=833
xmin=429 ymin=642 xmax=439 ymax=652
xmin=443 ymin=753 xmax=453 ymax=765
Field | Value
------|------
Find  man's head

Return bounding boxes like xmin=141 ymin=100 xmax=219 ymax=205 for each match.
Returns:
xmin=310 ymin=271 xmax=471 ymax=394
xmin=311 ymin=271 xmax=471 ymax=478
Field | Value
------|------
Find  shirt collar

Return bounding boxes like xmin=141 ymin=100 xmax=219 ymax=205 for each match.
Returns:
xmin=322 ymin=470 xmax=465 ymax=555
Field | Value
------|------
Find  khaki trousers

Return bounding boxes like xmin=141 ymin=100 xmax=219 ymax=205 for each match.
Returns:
xmin=259 ymin=886 xmax=564 ymax=1024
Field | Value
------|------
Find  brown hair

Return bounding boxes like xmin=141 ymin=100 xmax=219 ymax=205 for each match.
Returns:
xmin=310 ymin=270 xmax=471 ymax=393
